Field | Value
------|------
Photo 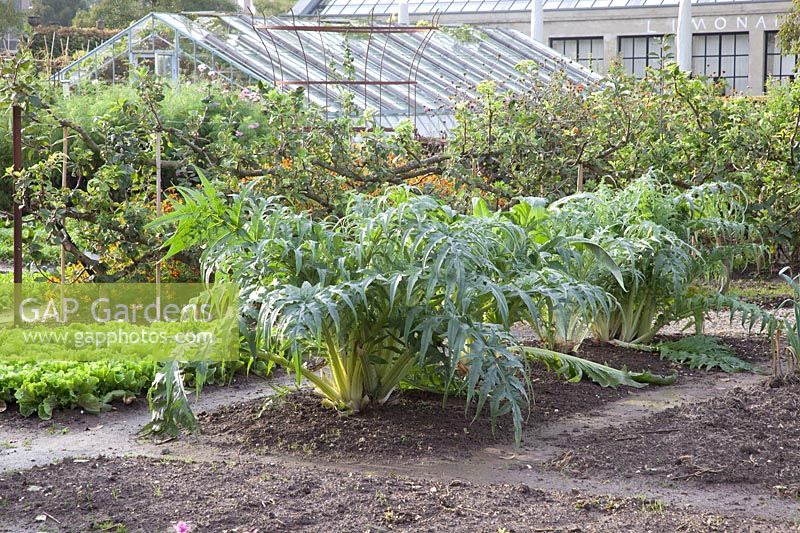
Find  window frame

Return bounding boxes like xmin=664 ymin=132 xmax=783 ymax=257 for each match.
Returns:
xmin=617 ymin=34 xmax=673 ymax=78
xmin=764 ymin=30 xmax=798 ymax=88
xmin=691 ymin=32 xmax=749 ymax=94
xmin=550 ymin=36 xmax=605 ymax=71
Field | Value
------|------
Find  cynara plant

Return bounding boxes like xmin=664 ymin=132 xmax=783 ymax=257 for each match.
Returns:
xmin=490 ymin=197 xmax=621 ymax=352
xmin=155 ymin=177 xmax=609 ymax=442
xmin=545 ymin=175 xmax=764 ymax=344
xmin=779 ymin=268 xmax=800 ymax=375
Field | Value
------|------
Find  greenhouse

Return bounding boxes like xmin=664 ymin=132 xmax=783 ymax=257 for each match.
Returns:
xmin=4 ymin=0 xmax=800 ymax=529
xmin=52 ymin=12 xmax=600 ymax=135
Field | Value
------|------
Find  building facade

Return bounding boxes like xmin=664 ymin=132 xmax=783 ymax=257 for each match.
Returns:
xmin=291 ymin=0 xmax=796 ymax=94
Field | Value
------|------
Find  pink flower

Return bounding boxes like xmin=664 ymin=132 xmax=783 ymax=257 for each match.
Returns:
xmin=238 ymin=88 xmax=261 ymax=103
xmin=173 ymin=522 xmax=191 ymax=533
xmin=247 ymin=122 xmax=260 ymax=129
xmin=235 ymin=130 xmax=244 ymax=137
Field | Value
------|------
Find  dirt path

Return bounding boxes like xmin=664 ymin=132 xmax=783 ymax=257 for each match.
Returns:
xmin=0 ymin=376 xmax=288 ymax=473
xmin=2 ymin=322 xmax=798 ymax=530
xmin=145 ymin=369 xmax=800 ymax=523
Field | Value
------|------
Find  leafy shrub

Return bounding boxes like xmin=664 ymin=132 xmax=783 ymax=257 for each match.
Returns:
xmin=544 ymin=176 xmax=761 ymax=344
xmin=779 ymin=268 xmax=800 ymax=375
xmin=154 ymin=177 xmax=630 ymax=442
xmin=446 ymin=64 xmax=800 ymax=264
xmin=0 ymin=219 xmax=61 ymax=267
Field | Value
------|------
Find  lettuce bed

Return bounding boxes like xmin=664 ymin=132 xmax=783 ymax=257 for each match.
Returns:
xmin=0 ymin=360 xmax=157 ymax=419
xmin=0 ymin=358 xmax=258 ymax=420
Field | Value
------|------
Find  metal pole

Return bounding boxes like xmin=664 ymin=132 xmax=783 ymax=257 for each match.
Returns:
xmin=676 ymin=0 xmax=693 ymax=72
xmin=530 ymin=0 xmax=544 ymax=43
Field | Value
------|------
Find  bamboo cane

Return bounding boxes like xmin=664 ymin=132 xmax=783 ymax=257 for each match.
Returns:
xmin=155 ymin=129 xmax=163 ymax=320
xmin=61 ymin=126 xmax=68 ymax=283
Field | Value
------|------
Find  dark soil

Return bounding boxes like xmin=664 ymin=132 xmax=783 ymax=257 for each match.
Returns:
xmin=712 ymin=335 xmax=773 ymax=366
xmin=576 ymin=340 xmax=683 ymax=375
xmin=199 ymin=339 xmax=772 ymax=463
xmin=0 ymin=455 xmax=792 ymax=533
xmin=200 ymin=389 xmax=514 ymax=462
xmin=0 ymin=400 xmax=143 ymax=434
xmin=562 ymin=377 xmax=800 ymax=497
xmin=524 ymin=333 xmax=771 ymax=376
xmin=199 ymin=368 xmax=641 ymax=462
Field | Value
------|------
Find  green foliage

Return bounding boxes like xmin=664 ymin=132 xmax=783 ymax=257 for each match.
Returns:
xmin=0 ymin=1 xmax=25 ymax=34
xmin=779 ymin=268 xmax=800 ymax=372
xmin=687 ymin=291 xmax=779 ymax=338
xmin=545 ymin=176 xmax=761 ymax=344
xmin=0 ymin=360 xmax=156 ymax=419
xmin=447 ymin=64 xmax=800 ymax=263
xmin=161 ymin=184 xmax=526 ymax=441
xmin=156 ymin=181 xmax=641 ymax=443
xmin=4 ymin=72 xmax=433 ymax=280
xmin=475 ymin=196 xmax=620 ymax=352
xmin=252 ymin=0 xmax=295 ymax=16
xmin=524 ymin=346 xmax=676 ymax=388
xmin=32 ymin=0 xmax=87 ymax=27
xmin=73 ymin=0 xmax=237 ymax=29
xmin=140 ymin=360 xmax=196 ymax=438
xmin=657 ymin=336 xmax=753 ymax=373
xmin=0 ymin=219 xmax=60 ymax=267
xmin=779 ymin=0 xmax=800 ymax=54
xmin=0 ymin=354 xmax=257 ymax=420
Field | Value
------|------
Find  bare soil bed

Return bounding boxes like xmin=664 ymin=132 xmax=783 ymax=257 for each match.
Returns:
xmin=198 ymin=338 xmax=770 ymax=462
xmin=562 ymin=376 xmax=800 ymax=498
xmin=0 ymin=328 xmax=792 ymax=531
xmin=0 ymin=455 xmax=793 ymax=533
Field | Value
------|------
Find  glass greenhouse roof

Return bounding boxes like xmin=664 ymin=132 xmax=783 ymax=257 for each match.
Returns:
xmin=54 ymin=13 xmax=601 ymax=137
xmin=297 ymin=0 xmax=770 ymax=16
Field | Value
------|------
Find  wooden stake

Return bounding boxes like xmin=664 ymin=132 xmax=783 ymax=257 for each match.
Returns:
xmin=60 ymin=126 xmax=68 ymax=322
xmin=155 ymin=130 xmax=163 ymax=286
xmin=576 ymin=163 xmax=584 ymax=193
xmin=12 ymin=106 xmax=22 ymax=285
xmin=155 ymin=130 xmax=163 ymax=321
xmin=61 ymin=126 xmax=68 ymax=284
xmin=12 ymin=105 xmax=23 ymax=326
